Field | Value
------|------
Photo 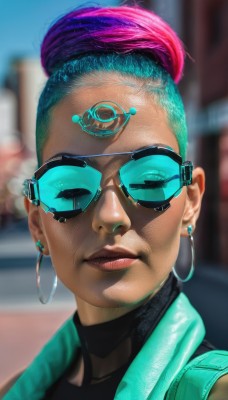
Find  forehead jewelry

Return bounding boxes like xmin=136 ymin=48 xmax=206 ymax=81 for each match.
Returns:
xmin=72 ymin=100 xmax=137 ymax=138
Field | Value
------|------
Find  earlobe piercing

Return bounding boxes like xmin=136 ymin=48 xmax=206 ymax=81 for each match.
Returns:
xmin=187 ymin=225 xmax=193 ymax=236
xmin=36 ymin=240 xmax=44 ymax=252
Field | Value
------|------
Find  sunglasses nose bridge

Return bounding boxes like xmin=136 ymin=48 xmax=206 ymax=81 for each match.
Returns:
xmin=98 ymin=155 xmax=124 ymax=190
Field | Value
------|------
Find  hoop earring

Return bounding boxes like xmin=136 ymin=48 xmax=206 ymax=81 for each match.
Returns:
xmin=172 ymin=225 xmax=195 ymax=283
xmin=35 ymin=242 xmax=58 ymax=304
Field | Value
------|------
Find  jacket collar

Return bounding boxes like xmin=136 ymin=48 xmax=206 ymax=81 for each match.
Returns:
xmin=3 ymin=293 xmax=205 ymax=400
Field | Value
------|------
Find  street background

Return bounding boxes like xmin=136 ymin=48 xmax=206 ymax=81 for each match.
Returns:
xmin=0 ymin=219 xmax=75 ymax=383
xmin=0 ymin=0 xmax=228 ymax=386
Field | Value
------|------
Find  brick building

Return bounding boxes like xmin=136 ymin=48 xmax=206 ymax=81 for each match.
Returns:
xmin=181 ymin=0 xmax=228 ymax=267
xmin=138 ymin=0 xmax=228 ymax=268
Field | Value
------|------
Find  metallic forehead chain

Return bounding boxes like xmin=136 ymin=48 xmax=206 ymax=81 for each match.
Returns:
xmin=72 ymin=100 xmax=137 ymax=138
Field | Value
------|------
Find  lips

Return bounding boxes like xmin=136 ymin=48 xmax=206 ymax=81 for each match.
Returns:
xmin=85 ymin=247 xmax=139 ymax=271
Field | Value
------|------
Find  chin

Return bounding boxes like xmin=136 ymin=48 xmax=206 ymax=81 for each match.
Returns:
xmin=79 ymin=285 xmax=153 ymax=309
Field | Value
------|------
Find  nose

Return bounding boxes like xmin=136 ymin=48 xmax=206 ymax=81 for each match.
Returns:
xmin=92 ymin=184 xmax=131 ymax=235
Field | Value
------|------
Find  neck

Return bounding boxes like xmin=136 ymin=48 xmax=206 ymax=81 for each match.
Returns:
xmin=75 ymin=276 xmax=169 ymax=326
xmin=69 ymin=274 xmax=180 ymax=387
xmin=75 ymin=297 xmax=145 ymax=326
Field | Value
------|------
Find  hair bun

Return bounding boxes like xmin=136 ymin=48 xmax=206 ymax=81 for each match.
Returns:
xmin=41 ymin=6 xmax=185 ymax=83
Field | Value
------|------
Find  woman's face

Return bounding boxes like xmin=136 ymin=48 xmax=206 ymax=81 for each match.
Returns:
xmin=33 ymin=74 xmax=193 ymax=312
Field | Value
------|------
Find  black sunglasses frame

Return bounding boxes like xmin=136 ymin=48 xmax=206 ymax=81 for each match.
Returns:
xmin=24 ymin=146 xmax=193 ymax=222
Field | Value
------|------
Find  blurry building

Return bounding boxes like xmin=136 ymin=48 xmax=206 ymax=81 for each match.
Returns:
xmin=0 ymin=88 xmax=21 ymax=225
xmin=0 ymin=89 xmax=17 ymax=148
xmin=0 ymin=88 xmax=18 ymax=198
xmin=5 ymin=58 xmax=46 ymax=154
xmin=0 ymin=59 xmax=46 ymax=223
xmin=181 ymin=0 xmax=228 ymax=268
xmin=139 ymin=0 xmax=228 ymax=268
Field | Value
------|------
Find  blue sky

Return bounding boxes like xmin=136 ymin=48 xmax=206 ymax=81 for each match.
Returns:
xmin=0 ymin=0 xmax=119 ymax=85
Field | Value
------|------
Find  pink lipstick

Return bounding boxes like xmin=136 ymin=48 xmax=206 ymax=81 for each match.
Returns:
xmin=85 ymin=247 xmax=139 ymax=271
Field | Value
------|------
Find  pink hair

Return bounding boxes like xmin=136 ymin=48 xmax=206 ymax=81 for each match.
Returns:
xmin=41 ymin=5 xmax=185 ymax=83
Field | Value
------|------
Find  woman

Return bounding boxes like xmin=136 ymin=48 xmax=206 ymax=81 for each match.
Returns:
xmin=1 ymin=5 xmax=228 ymax=399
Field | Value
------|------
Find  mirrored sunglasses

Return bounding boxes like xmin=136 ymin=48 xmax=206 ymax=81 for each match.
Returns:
xmin=23 ymin=146 xmax=193 ymax=222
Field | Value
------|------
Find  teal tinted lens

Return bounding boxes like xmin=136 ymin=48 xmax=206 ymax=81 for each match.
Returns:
xmin=119 ymin=155 xmax=181 ymax=204
xmin=38 ymin=165 xmax=102 ymax=213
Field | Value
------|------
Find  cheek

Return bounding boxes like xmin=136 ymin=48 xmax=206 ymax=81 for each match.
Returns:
xmin=40 ymin=213 xmax=89 ymax=281
xmin=135 ymin=193 xmax=186 ymax=268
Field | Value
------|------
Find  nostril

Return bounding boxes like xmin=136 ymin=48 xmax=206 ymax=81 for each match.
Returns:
xmin=112 ymin=223 xmax=124 ymax=233
xmin=97 ymin=222 xmax=127 ymax=235
xmin=92 ymin=186 xmax=132 ymax=234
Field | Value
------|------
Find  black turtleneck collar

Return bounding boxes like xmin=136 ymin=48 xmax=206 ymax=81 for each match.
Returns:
xmin=74 ymin=274 xmax=180 ymax=362
xmin=45 ymin=275 xmax=181 ymax=398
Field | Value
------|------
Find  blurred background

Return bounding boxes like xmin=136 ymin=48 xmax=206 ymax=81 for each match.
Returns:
xmin=0 ymin=0 xmax=228 ymax=384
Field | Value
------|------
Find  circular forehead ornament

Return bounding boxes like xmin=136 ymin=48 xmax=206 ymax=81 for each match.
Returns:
xmin=72 ymin=101 xmax=137 ymax=138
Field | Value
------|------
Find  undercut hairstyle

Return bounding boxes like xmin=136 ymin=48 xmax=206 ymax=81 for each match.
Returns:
xmin=36 ymin=5 xmax=188 ymax=166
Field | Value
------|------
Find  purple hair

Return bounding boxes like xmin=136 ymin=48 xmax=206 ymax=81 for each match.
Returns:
xmin=41 ymin=5 xmax=185 ymax=83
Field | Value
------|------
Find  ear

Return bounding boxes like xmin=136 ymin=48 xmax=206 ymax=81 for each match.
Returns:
xmin=181 ymin=167 xmax=205 ymax=237
xmin=24 ymin=198 xmax=49 ymax=255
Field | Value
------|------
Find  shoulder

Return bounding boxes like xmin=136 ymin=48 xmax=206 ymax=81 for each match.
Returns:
xmin=0 ymin=371 xmax=23 ymax=399
xmin=166 ymin=350 xmax=228 ymax=400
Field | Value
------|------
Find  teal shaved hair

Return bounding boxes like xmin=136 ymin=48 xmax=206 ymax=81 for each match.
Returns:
xmin=36 ymin=53 xmax=187 ymax=166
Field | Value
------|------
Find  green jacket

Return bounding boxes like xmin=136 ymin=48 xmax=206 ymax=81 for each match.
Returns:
xmin=3 ymin=293 xmax=228 ymax=399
